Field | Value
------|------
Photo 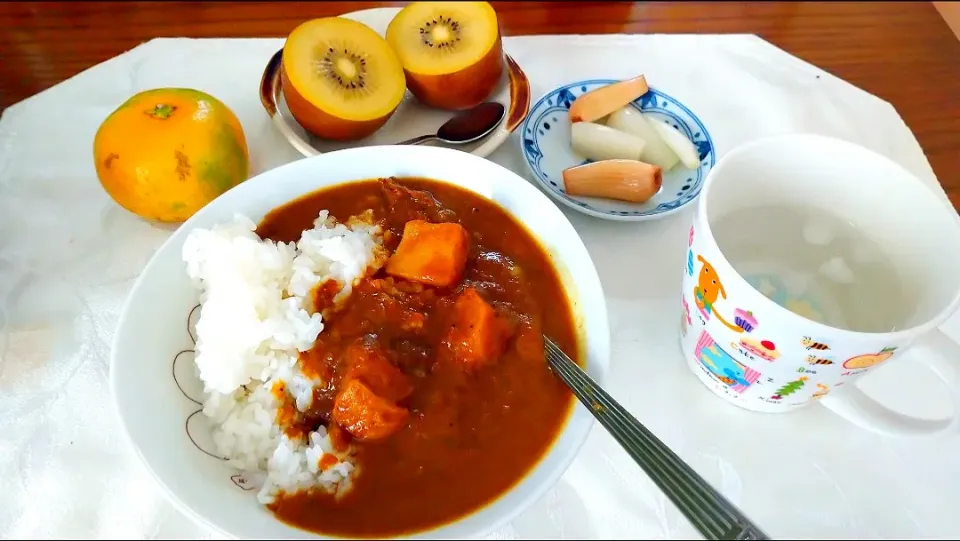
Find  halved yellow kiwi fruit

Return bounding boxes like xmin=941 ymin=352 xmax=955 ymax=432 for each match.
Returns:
xmin=386 ymin=2 xmax=504 ymax=111
xmin=281 ymin=17 xmax=406 ymax=141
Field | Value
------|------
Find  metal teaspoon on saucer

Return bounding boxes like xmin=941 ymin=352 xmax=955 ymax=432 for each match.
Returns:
xmin=396 ymin=102 xmax=505 ymax=147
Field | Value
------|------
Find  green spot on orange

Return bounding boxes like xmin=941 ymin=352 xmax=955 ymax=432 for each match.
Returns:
xmin=147 ymin=104 xmax=177 ymax=119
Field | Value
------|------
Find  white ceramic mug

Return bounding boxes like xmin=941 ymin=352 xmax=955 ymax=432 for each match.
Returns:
xmin=679 ymin=133 xmax=960 ymax=437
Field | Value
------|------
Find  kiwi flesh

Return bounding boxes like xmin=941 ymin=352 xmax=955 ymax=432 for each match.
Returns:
xmin=282 ymin=17 xmax=406 ymax=139
xmin=315 ymin=46 xmax=369 ymax=92
xmin=386 ymin=2 xmax=504 ymax=110
xmin=419 ymin=15 xmax=463 ymax=51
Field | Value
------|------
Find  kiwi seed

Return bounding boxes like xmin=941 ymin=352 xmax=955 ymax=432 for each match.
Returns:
xmin=419 ymin=14 xmax=463 ymax=50
xmin=314 ymin=46 xmax=371 ymax=93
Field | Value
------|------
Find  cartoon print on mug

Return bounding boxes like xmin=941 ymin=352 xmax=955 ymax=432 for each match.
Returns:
xmin=694 ymin=330 xmax=762 ymax=392
xmin=770 ymin=376 xmax=807 ymax=400
xmin=693 ymin=255 xmax=747 ymax=333
xmin=801 ymin=336 xmax=831 ymax=351
xmin=732 ymin=336 xmax=780 ymax=362
xmin=795 ymin=365 xmax=818 ymax=376
xmin=843 ymin=346 xmax=898 ymax=370
xmin=733 ymin=308 xmax=758 ymax=333
xmin=806 ymin=354 xmax=834 ymax=366
xmin=812 ymin=383 xmax=831 ymax=400
xmin=681 ymin=295 xmax=693 ymax=337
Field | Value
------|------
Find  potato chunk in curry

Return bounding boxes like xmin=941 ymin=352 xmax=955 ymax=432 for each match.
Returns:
xmin=332 ymin=379 xmax=410 ymax=442
xmin=386 ymin=220 xmax=469 ymax=288
xmin=442 ymin=288 xmax=513 ymax=371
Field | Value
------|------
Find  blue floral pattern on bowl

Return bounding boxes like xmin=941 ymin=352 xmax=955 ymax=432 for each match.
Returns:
xmin=519 ymin=80 xmax=715 ymax=221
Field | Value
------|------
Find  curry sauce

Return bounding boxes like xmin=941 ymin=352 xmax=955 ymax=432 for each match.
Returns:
xmin=256 ymin=178 xmax=580 ymax=538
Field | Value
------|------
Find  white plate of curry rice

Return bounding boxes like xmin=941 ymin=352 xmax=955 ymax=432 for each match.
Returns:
xmin=110 ymin=144 xmax=610 ymax=539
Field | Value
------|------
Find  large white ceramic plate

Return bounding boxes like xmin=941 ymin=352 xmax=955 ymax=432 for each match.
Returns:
xmin=110 ymin=145 xmax=610 ymax=539
xmin=520 ymin=79 xmax=716 ymax=221
xmin=259 ymin=7 xmax=531 ymax=159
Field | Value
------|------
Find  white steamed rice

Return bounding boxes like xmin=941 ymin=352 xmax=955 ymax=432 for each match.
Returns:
xmin=182 ymin=210 xmax=386 ymax=503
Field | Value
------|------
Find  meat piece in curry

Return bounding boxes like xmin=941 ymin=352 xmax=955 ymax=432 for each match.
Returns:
xmin=256 ymin=177 xmax=580 ymax=538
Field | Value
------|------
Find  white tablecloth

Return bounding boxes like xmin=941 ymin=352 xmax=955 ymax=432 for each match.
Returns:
xmin=2 ymin=33 xmax=960 ymax=540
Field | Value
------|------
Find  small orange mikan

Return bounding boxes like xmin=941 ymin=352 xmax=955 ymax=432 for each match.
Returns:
xmin=93 ymin=88 xmax=249 ymax=223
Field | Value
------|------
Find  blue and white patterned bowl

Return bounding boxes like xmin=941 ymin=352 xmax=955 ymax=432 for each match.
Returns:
xmin=519 ymin=79 xmax=715 ymax=221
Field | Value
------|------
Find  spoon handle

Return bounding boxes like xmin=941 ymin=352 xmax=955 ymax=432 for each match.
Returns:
xmin=396 ymin=134 xmax=439 ymax=146
xmin=543 ymin=337 xmax=770 ymax=541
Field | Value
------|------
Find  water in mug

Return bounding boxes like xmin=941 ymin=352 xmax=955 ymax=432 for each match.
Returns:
xmin=711 ymin=204 xmax=907 ymax=333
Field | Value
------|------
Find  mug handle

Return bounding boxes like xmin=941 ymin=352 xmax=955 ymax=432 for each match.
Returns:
xmin=818 ymin=329 xmax=960 ymax=437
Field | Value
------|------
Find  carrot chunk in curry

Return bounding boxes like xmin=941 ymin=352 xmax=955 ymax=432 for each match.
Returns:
xmin=341 ymin=339 xmax=414 ymax=402
xmin=332 ymin=378 xmax=410 ymax=442
xmin=443 ymin=287 xmax=513 ymax=371
xmin=385 ymin=220 xmax=469 ymax=288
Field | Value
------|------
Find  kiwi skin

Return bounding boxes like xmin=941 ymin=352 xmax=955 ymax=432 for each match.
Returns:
xmin=281 ymin=61 xmax=397 ymax=141
xmin=404 ymin=31 xmax=504 ymax=111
